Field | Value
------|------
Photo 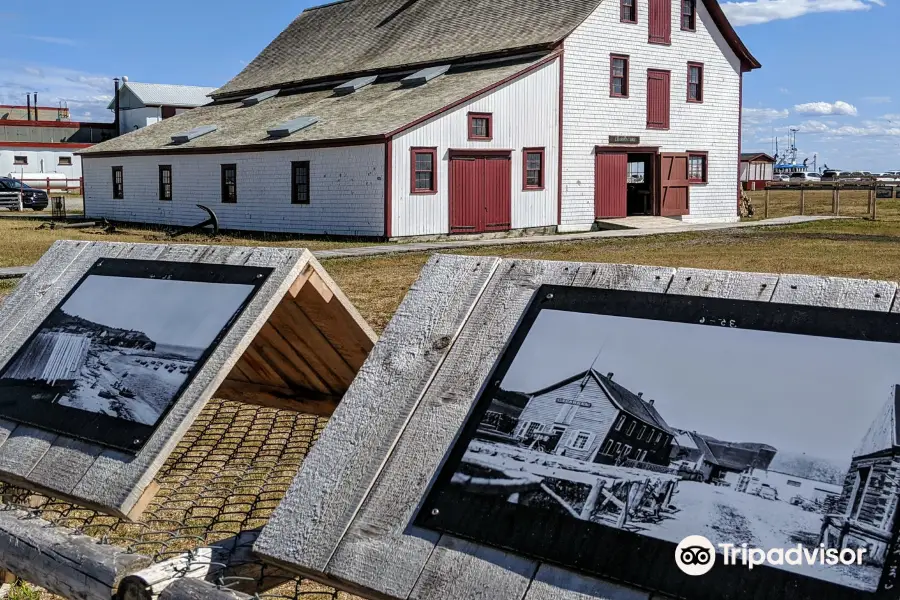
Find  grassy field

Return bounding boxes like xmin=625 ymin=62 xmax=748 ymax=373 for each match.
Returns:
xmin=744 ymin=189 xmax=900 ymax=222
xmin=2 ymin=212 xmax=900 ymax=600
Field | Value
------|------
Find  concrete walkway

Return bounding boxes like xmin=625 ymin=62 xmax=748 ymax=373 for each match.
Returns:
xmin=0 ymin=215 xmax=835 ymax=280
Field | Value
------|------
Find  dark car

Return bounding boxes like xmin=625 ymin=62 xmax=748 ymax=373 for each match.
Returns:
xmin=0 ymin=178 xmax=49 ymax=211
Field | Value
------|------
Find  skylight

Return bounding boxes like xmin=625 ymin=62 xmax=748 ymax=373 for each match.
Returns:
xmin=242 ymin=90 xmax=280 ymax=107
xmin=401 ymin=65 xmax=450 ymax=87
xmin=334 ymin=76 xmax=378 ymax=96
xmin=267 ymin=116 xmax=319 ymax=138
xmin=171 ymin=125 xmax=217 ymax=144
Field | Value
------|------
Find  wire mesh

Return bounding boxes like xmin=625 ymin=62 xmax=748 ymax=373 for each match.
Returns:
xmin=0 ymin=398 xmax=361 ymax=600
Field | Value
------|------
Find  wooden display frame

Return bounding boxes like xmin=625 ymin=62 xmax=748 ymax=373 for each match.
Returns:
xmin=0 ymin=241 xmax=376 ymax=519
xmin=254 ymin=254 xmax=899 ymax=600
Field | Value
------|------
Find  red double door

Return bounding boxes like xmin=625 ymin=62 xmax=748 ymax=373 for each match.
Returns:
xmin=594 ymin=152 xmax=690 ymax=218
xmin=449 ymin=153 xmax=512 ymax=234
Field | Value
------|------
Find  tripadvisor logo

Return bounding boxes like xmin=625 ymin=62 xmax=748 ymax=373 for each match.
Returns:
xmin=675 ymin=535 xmax=716 ymax=576
xmin=674 ymin=535 xmax=868 ymax=576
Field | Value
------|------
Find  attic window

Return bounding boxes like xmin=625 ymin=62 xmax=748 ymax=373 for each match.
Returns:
xmin=334 ymin=76 xmax=377 ymax=95
xmin=242 ymin=90 xmax=279 ymax=107
xmin=401 ymin=64 xmax=450 ymax=87
xmin=171 ymin=125 xmax=217 ymax=144
xmin=267 ymin=116 xmax=319 ymax=138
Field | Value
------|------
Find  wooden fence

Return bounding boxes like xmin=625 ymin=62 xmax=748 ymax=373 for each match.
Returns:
xmin=761 ymin=181 xmax=898 ymax=220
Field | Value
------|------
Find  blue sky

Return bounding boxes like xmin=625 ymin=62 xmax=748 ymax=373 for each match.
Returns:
xmin=1 ymin=0 xmax=896 ymax=170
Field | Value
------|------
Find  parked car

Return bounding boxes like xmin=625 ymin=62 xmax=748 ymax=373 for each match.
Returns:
xmin=821 ymin=170 xmax=842 ymax=181
xmin=0 ymin=178 xmax=49 ymax=211
xmin=773 ymin=174 xmax=791 ymax=182
xmin=789 ymin=172 xmax=821 ymax=182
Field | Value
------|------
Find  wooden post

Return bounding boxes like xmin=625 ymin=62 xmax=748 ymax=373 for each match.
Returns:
xmin=616 ymin=481 xmax=634 ymax=528
xmin=835 ymin=185 xmax=841 ymax=216
xmin=764 ymin=187 xmax=769 ymax=219
xmin=799 ymin=186 xmax=805 ymax=215
xmin=579 ymin=479 xmax=606 ymax=520
xmin=868 ymin=187 xmax=874 ymax=215
xmin=874 ymin=189 xmax=878 ymax=220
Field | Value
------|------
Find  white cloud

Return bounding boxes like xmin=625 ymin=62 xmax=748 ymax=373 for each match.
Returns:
xmin=863 ymin=96 xmax=892 ymax=104
xmin=798 ymin=119 xmax=900 ymax=137
xmin=0 ymin=61 xmax=113 ymax=122
xmin=881 ymin=114 xmax=900 ymax=122
xmin=743 ymin=107 xmax=790 ymax=124
xmin=779 ymin=87 xmax=790 ymax=94
xmin=721 ymin=0 xmax=882 ymax=26
xmin=793 ymin=101 xmax=858 ymax=116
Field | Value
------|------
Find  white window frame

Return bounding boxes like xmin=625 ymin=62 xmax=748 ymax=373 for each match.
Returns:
xmin=638 ymin=425 xmax=647 ymax=440
xmin=614 ymin=415 xmax=627 ymax=431
xmin=567 ymin=430 xmax=595 ymax=451
xmin=655 ymin=431 xmax=662 ymax=443
xmin=601 ymin=440 xmax=615 ymax=455
xmin=639 ymin=449 xmax=648 ymax=462
xmin=626 ymin=422 xmax=636 ymax=436
xmin=517 ymin=420 xmax=543 ymax=439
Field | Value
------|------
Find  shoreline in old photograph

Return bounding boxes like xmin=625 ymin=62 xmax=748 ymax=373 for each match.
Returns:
xmin=447 ymin=308 xmax=900 ymax=592
xmin=0 ymin=274 xmax=255 ymax=426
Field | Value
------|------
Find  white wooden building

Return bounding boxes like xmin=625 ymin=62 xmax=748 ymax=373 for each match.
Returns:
xmin=108 ymin=81 xmax=216 ymax=135
xmin=80 ymin=0 xmax=759 ymax=238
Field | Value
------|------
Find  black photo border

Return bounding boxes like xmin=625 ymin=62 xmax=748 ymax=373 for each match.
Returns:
xmin=418 ymin=284 xmax=900 ymax=600
xmin=0 ymin=257 xmax=273 ymax=454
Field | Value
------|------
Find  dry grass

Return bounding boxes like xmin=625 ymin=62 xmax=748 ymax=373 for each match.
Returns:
xmin=744 ymin=189 xmax=900 ymax=222
xmin=0 ymin=219 xmax=373 ymax=269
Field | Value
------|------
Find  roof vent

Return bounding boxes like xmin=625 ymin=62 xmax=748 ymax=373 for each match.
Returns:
xmin=401 ymin=64 xmax=450 ymax=87
xmin=607 ymin=372 xmax=614 ymax=380
xmin=171 ymin=125 xmax=217 ymax=144
xmin=334 ymin=76 xmax=377 ymax=96
xmin=638 ymin=392 xmax=643 ymax=398
xmin=267 ymin=116 xmax=319 ymax=138
xmin=242 ymin=90 xmax=279 ymax=107
xmin=648 ymin=399 xmax=655 ymax=406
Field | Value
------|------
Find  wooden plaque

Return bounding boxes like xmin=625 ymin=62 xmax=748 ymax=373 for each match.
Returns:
xmin=255 ymin=255 xmax=900 ymax=600
xmin=0 ymin=241 xmax=376 ymax=518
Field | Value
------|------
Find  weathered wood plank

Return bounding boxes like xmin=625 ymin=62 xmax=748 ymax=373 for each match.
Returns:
xmin=72 ymin=246 xmax=313 ymax=517
xmin=25 ymin=436 xmax=103 ymax=493
xmin=0 ymin=506 xmax=150 ymax=600
xmin=524 ymin=564 xmax=650 ymax=600
xmin=771 ymin=274 xmax=896 ymax=310
xmin=667 ymin=268 xmax=777 ymax=302
xmin=408 ymin=535 xmax=536 ymax=600
xmin=254 ymin=254 xmax=501 ymax=575
xmin=0 ymin=426 xmax=58 ymax=479
xmin=326 ymin=261 xmax=673 ymax=599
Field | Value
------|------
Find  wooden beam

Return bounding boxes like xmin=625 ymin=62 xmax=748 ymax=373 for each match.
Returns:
xmin=215 ymin=379 xmax=340 ymax=416
xmin=118 ymin=528 xmax=294 ymax=600
xmin=158 ymin=579 xmax=252 ymax=600
xmin=0 ymin=506 xmax=150 ymax=600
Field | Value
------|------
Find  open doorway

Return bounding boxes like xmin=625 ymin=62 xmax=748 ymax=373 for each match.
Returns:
xmin=626 ymin=153 xmax=655 ymax=215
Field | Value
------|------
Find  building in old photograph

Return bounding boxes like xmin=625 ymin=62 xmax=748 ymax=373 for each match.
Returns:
xmin=513 ymin=369 xmax=675 ymax=465
xmin=821 ymin=385 xmax=900 ymax=563
xmin=740 ymin=152 xmax=775 ymax=190
xmin=79 ymin=0 xmax=760 ymax=238
xmin=108 ymin=80 xmax=216 ymax=134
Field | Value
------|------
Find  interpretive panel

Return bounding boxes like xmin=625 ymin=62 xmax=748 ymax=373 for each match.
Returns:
xmin=420 ymin=285 xmax=900 ymax=599
xmin=0 ymin=258 xmax=270 ymax=453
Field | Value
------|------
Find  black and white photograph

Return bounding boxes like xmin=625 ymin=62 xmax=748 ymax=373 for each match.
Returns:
xmin=0 ymin=274 xmax=255 ymax=427
xmin=439 ymin=305 xmax=900 ymax=593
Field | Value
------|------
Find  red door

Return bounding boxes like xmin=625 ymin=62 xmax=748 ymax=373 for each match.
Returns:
xmin=595 ymin=152 xmax=628 ymax=218
xmin=449 ymin=154 xmax=511 ymax=233
xmin=660 ymin=153 xmax=690 ymax=216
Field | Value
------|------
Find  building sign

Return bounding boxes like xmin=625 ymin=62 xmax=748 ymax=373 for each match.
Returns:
xmin=420 ymin=284 xmax=900 ymax=600
xmin=877 ymin=186 xmax=893 ymax=199
xmin=609 ymin=135 xmax=640 ymax=144
xmin=556 ymin=398 xmax=592 ymax=408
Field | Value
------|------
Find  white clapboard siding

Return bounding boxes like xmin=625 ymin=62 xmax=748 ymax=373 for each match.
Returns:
xmin=561 ymin=0 xmax=742 ymax=229
xmin=83 ymin=145 xmax=385 ymax=237
xmin=391 ymin=58 xmax=560 ymax=237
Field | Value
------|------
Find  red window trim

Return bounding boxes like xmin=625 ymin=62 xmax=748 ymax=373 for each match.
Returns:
xmin=467 ymin=112 xmax=493 ymax=141
xmin=522 ymin=147 xmax=546 ymax=191
xmin=687 ymin=62 xmax=704 ymax=103
xmin=687 ymin=151 xmax=708 ymax=184
xmin=620 ymin=0 xmax=637 ymax=23
xmin=410 ymin=147 xmax=438 ymax=194
xmin=680 ymin=0 xmax=697 ymax=31
xmin=610 ymin=54 xmax=630 ymax=98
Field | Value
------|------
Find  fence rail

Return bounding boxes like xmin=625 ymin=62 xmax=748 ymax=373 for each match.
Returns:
xmin=759 ymin=181 xmax=895 ymax=219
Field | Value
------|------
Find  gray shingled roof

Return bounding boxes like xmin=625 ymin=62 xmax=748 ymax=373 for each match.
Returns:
xmin=213 ymin=0 xmax=600 ymax=98
xmin=81 ymin=58 xmax=542 ymax=155
xmin=106 ymin=82 xmax=216 ymax=110
xmin=593 ymin=371 xmax=675 ymax=436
